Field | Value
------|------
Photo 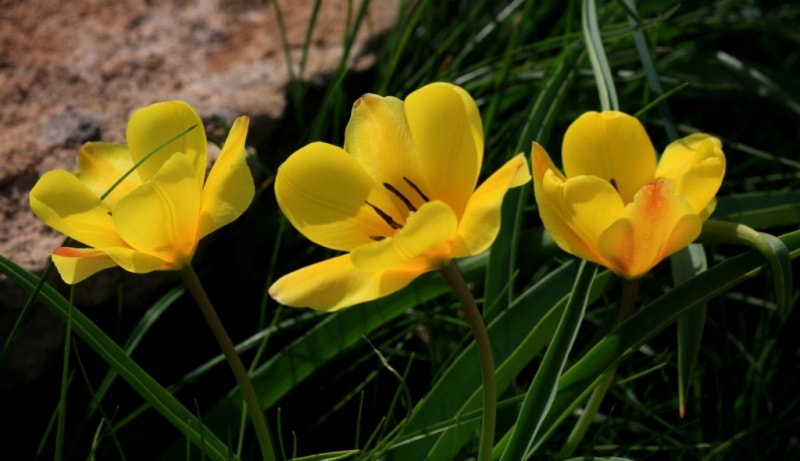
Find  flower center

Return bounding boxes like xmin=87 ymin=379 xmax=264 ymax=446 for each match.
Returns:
xmin=366 ymin=176 xmax=429 ymax=241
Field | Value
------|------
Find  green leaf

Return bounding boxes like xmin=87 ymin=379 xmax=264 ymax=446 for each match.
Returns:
xmin=0 ymin=256 xmax=236 ymax=461
xmin=484 ymin=34 xmax=584 ymax=319
xmin=379 ymin=262 xmax=613 ymax=460
xmin=670 ymin=244 xmax=708 ymax=419
xmin=700 ymin=220 xmax=793 ymax=315
xmin=499 ymin=261 xmax=598 ymax=461
xmin=526 ymin=229 xmax=800 ymax=453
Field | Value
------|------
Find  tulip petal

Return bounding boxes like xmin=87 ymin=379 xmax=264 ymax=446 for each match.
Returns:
xmin=269 ymin=254 xmax=422 ymax=311
xmin=351 ymin=200 xmax=457 ymax=272
xmin=198 ymin=115 xmax=255 ymax=239
xmin=113 ymin=153 xmax=201 ymax=268
xmin=656 ymin=134 xmax=726 ymax=217
xmin=51 ymin=247 xmax=120 ymax=284
xmin=275 ymin=142 xmax=402 ymax=251
xmin=452 ymin=154 xmax=531 ymax=257
xmin=344 ymin=94 xmax=429 ymax=212
xmin=533 ymin=143 xmax=623 ymax=267
xmin=126 ymin=100 xmax=207 ymax=182
xmin=29 ymin=170 xmax=127 ymax=248
xmin=51 ymin=246 xmax=166 ymax=284
xmin=562 ymin=111 xmax=656 ymax=203
xmin=405 ymin=82 xmax=483 ymax=217
xmin=598 ymin=179 xmax=702 ymax=278
xmin=76 ymin=142 xmax=141 ymax=208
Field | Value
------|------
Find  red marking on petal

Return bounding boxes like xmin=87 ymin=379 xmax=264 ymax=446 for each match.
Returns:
xmin=52 ymin=247 xmax=105 ymax=258
xmin=639 ymin=179 xmax=669 ymax=212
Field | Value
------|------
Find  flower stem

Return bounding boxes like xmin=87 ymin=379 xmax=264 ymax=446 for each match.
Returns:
xmin=439 ymin=261 xmax=496 ymax=461
xmin=179 ymin=264 xmax=277 ymax=461
xmin=558 ymin=277 xmax=640 ymax=458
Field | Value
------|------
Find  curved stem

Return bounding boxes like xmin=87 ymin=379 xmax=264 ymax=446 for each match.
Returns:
xmin=180 ymin=264 xmax=277 ymax=461
xmin=559 ymin=277 xmax=640 ymax=458
xmin=439 ymin=261 xmax=497 ymax=461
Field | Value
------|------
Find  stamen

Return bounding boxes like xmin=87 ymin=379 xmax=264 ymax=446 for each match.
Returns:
xmin=369 ymin=236 xmax=386 ymax=241
xmin=383 ymin=182 xmax=417 ymax=212
xmin=365 ymin=201 xmax=402 ymax=229
xmin=609 ymin=178 xmax=618 ymax=191
xmin=403 ymin=177 xmax=430 ymax=202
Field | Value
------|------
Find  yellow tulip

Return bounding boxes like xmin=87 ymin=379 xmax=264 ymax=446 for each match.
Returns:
xmin=532 ymin=111 xmax=726 ymax=279
xmin=30 ymin=100 xmax=254 ymax=284
xmin=270 ymin=82 xmax=531 ymax=311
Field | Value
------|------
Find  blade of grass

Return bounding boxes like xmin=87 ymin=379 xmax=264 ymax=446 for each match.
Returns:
xmin=0 ymin=256 xmax=237 ymax=461
xmin=499 ymin=261 xmax=598 ymax=461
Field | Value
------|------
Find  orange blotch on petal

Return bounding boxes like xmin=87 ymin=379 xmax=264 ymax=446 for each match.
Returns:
xmin=598 ymin=179 xmax=702 ymax=278
xmin=52 ymin=247 xmax=106 ymax=258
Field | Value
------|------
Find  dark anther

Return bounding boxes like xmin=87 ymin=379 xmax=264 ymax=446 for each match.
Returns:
xmin=383 ymin=182 xmax=417 ymax=212
xmin=609 ymin=178 xmax=618 ymax=191
xmin=365 ymin=201 xmax=402 ymax=230
xmin=403 ymin=177 xmax=430 ymax=202
xmin=369 ymin=236 xmax=386 ymax=241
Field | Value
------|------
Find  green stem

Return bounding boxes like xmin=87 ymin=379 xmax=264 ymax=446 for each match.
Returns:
xmin=179 ymin=264 xmax=277 ymax=461
xmin=558 ymin=277 xmax=640 ymax=458
xmin=439 ymin=261 xmax=497 ymax=461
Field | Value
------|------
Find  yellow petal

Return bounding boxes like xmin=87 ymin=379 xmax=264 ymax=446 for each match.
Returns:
xmin=198 ymin=115 xmax=255 ymax=239
xmin=532 ymin=143 xmax=596 ymax=262
xmin=344 ymin=94 xmax=429 ymax=212
xmin=656 ymin=134 xmax=725 ymax=216
xmin=275 ymin=142 xmax=401 ymax=251
xmin=76 ymin=142 xmax=141 ymax=208
xmin=405 ymin=82 xmax=483 ymax=217
xmin=562 ymin=111 xmax=656 ymax=203
xmin=597 ymin=179 xmax=702 ymax=278
xmin=452 ymin=154 xmax=531 ymax=257
xmin=113 ymin=153 xmax=201 ymax=268
xmin=351 ymin=200 xmax=457 ymax=272
xmin=126 ymin=100 xmax=207 ymax=182
xmin=29 ymin=169 xmax=127 ymax=248
xmin=51 ymin=246 xmax=168 ymax=283
xmin=51 ymin=247 xmax=120 ymax=284
xmin=533 ymin=140 xmax=625 ymax=267
xmin=269 ymin=254 xmax=422 ymax=311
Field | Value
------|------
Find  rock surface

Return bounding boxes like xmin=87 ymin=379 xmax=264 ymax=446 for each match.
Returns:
xmin=0 ymin=0 xmax=398 ymax=388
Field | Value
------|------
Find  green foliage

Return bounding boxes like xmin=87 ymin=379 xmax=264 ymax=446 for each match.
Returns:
xmin=2 ymin=0 xmax=800 ymax=459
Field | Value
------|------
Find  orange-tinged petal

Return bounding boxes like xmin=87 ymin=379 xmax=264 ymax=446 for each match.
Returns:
xmin=198 ymin=115 xmax=254 ymax=239
xmin=350 ymin=200 xmax=457 ymax=272
xmin=113 ymin=153 xmax=201 ymax=267
xmin=51 ymin=246 xmax=168 ymax=284
xmin=597 ymin=179 xmax=702 ymax=278
xmin=275 ymin=142 xmax=402 ymax=251
xmin=452 ymin=154 xmax=531 ymax=257
xmin=269 ymin=254 xmax=422 ymax=311
xmin=656 ymin=134 xmax=726 ymax=217
xmin=405 ymin=82 xmax=482 ymax=217
xmin=29 ymin=169 xmax=127 ymax=248
xmin=562 ymin=111 xmax=656 ymax=203
xmin=344 ymin=94 xmax=428 ymax=212
xmin=76 ymin=142 xmax=141 ymax=208
xmin=51 ymin=247 xmax=120 ymax=284
xmin=126 ymin=100 xmax=207 ymax=182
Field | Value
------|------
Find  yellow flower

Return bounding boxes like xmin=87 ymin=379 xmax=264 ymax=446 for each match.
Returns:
xmin=532 ymin=111 xmax=726 ymax=279
xmin=30 ymin=100 xmax=254 ymax=284
xmin=270 ymin=82 xmax=531 ymax=311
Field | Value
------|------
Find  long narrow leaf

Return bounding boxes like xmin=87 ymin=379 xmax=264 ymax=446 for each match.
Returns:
xmin=527 ymin=229 xmax=800 ymax=453
xmin=500 ymin=261 xmax=597 ymax=461
xmin=0 ymin=256 xmax=236 ymax=461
